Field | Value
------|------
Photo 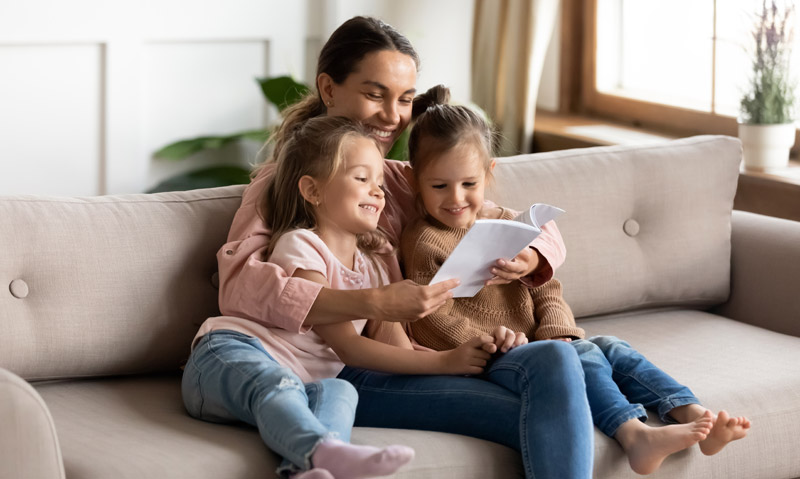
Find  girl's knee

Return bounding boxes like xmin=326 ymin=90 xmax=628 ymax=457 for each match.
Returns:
xmin=534 ymin=340 xmax=582 ymax=367
xmin=318 ymin=378 xmax=358 ymax=403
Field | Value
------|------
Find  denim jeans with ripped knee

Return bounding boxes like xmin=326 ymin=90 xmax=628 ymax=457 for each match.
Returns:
xmin=181 ymin=330 xmax=357 ymax=476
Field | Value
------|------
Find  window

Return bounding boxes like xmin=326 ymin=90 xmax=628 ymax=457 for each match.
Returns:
xmin=574 ymin=0 xmax=798 ymax=137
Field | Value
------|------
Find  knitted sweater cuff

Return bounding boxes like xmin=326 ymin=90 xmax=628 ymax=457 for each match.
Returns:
xmin=534 ymin=324 xmax=586 ymax=341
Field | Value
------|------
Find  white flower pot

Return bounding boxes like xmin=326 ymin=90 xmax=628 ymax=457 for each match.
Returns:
xmin=737 ymin=122 xmax=796 ymax=169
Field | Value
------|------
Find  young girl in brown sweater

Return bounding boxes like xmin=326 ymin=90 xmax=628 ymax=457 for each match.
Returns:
xmin=400 ymin=85 xmax=751 ymax=476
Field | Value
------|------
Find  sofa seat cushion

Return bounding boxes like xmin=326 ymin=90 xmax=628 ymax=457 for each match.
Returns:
xmin=35 ymin=374 xmax=522 ymax=479
xmin=581 ymin=310 xmax=800 ymax=479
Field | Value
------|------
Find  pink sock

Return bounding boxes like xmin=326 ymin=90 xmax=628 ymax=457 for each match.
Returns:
xmin=292 ymin=468 xmax=335 ymax=479
xmin=311 ymin=439 xmax=415 ymax=479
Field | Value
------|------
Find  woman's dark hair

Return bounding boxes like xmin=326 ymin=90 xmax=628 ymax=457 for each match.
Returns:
xmin=407 ymin=84 xmax=497 ymax=174
xmin=319 ymin=16 xmax=419 ymax=85
xmin=257 ymin=16 xmax=420 ymax=173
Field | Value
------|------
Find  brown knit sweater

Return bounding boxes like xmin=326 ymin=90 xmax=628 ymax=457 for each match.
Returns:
xmin=400 ymin=211 xmax=585 ymax=351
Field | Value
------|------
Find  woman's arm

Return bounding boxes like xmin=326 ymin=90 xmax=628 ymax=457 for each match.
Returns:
xmin=311 ymin=279 xmax=460 ymax=325
xmin=295 ymin=269 xmax=493 ymax=375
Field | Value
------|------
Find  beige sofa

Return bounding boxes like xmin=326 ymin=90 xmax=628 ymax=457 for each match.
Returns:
xmin=2 ymin=135 xmax=799 ymax=479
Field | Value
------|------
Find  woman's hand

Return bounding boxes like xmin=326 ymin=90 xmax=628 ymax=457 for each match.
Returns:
xmin=485 ymin=247 xmax=542 ymax=286
xmin=437 ymin=335 xmax=496 ymax=375
xmin=369 ymin=278 xmax=460 ymax=322
xmin=492 ymin=326 xmax=529 ymax=353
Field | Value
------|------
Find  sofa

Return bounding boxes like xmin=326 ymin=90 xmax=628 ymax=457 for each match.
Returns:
xmin=2 ymin=135 xmax=799 ymax=479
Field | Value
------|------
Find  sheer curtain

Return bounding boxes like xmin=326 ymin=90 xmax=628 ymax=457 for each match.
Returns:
xmin=472 ymin=0 xmax=561 ymax=155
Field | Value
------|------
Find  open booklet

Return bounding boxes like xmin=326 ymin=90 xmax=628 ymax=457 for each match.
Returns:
xmin=429 ymin=203 xmax=565 ymax=297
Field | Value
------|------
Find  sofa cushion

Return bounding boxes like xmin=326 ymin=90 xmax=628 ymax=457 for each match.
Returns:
xmin=0 ymin=186 xmax=245 ymax=381
xmin=487 ymin=136 xmax=741 ymax=318
xmin=34 ymin=310 xmax=800 ymax=479
xmin=581 ymin=310 xmax=800 ymax=479
xmin=34 ymin=375 xmax=523 ymax=479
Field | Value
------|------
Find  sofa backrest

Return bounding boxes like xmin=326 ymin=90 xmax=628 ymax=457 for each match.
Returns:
xmin=0 ymin=136 xmax=741 ymax=381
xmin=487 ymin=135 xmax=742 ymax=319
xmin=0 ymin=186 xmax=244 ymax=381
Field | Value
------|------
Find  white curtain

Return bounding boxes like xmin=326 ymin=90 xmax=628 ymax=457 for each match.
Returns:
xmin=472 ymin=0 xmax=561 ymax=155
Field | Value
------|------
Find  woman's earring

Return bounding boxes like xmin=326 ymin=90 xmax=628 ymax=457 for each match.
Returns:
xmin=326 ymin=100 xmax=333 ymax=107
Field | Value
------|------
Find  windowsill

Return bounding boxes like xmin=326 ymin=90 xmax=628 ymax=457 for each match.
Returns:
xmin=533 ymin=111 xmax=800 ymax=222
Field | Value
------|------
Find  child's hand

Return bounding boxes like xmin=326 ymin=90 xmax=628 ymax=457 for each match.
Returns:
xmin=492 ymin=326 xmax=529 ymax=353
xmin=548 ymin=336 xmax=573 ymax=342
xmin=485 ymin=247 xmax=542 ymax=286
xmin=439 ymin=335 xmax=495 ymax=375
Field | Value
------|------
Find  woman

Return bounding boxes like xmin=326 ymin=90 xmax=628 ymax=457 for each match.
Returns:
xmin=201 ymin=16 xmax=593 ymax=479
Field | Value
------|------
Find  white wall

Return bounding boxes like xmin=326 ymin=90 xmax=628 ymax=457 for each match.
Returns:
xmin=0 ymin=0 xmax=475 ymax=195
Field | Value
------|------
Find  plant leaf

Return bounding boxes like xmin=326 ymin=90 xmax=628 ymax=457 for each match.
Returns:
xmin=257 ymin=76 xmax=310 ymax=111
xmin=146 ymin=165 xmax=252 ymax=193
xmin=386 ymin=129 xmax=410 ymax=161
xmin=154 ymin=129 xmax=269 ymax=160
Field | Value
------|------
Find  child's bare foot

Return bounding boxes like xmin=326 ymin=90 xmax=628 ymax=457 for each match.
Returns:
xmin=699 ymin=410 xmax=751 ymax=455
xmin=617 ymin=411 xmax=713 ymax=475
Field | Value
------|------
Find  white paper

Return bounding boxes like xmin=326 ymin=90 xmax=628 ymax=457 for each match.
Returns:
xmin=429 ymin=220 xmax=538 ymax=297
xmin=513 ymin=203 xmax=565 ymax=229
xmin=429 ymin=203 xmax=565 ymax=298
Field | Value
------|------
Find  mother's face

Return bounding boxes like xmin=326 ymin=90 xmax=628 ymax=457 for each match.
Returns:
xmin=319 ymin=50 xmax=417 ymax=157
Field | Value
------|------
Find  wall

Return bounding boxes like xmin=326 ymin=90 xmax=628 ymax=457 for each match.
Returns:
xmin=0 ymin=0 xmax=474 ymax=196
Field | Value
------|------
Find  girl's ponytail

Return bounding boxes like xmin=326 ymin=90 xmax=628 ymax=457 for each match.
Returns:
xmin=407 ymin=84 xmax=495 ymax=172
xmin=411 ymin=84 xmax=451 ymax=120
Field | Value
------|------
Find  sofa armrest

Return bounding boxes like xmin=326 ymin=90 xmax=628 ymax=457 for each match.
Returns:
xmin=713 ymin=211 xmax=800 ymax=337
xmin=0 ymin=368 xmax=65 ymax=479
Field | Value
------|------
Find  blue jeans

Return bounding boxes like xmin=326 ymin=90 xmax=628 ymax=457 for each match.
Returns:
xmin=337 ymin=340 xmax=594 ymax=479
xmin=571 ymin=336 xmax=700 ymax=437
xmin=181 ymin=330 xmax=358 ymax=476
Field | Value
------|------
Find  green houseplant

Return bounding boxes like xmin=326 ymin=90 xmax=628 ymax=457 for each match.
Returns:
xmin=738 ymin=0 xmax=798 ymax=169
xmin=148 ymin=76 xmax=409 ymax=193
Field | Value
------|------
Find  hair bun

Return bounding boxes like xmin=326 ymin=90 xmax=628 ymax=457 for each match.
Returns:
xmin=412 ymin=84 xmax=451 ymax=119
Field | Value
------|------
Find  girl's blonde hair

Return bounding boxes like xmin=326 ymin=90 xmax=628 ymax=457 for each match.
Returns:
xmin=260 ymin=116 xmax=389 ymax=262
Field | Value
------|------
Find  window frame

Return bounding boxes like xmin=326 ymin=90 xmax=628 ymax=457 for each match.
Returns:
xmin=561 ymin=0 xmax=800 ymax=145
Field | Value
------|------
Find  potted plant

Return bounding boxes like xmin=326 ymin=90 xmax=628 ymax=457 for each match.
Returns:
xmin=148 ymin=76 xmax=409 ymax=192
xmin=739 ymin=0 xmax=797 ymax=170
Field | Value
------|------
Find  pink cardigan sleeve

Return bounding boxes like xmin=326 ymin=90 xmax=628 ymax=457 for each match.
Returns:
xmin=217 ymin=164 xmax=322 ymax=333
xmin=492 ymin=207 xmax=566 ymax=288
xmin=522 ymin=220 xmax=566 ymax=287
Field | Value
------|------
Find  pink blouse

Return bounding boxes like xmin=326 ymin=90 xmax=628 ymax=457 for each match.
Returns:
xmin=193 ymin=229 xmax=401 ymax=382
xmin=207 ymin=159 xmax=566 ymax=335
